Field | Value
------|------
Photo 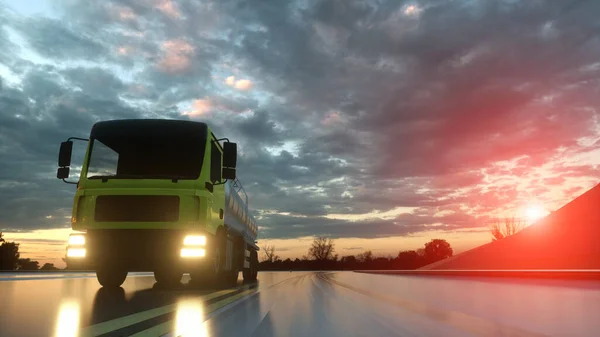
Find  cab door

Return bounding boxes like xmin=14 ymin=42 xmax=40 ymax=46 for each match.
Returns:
xmin=209 ymin=135 xmax=225 ymax=230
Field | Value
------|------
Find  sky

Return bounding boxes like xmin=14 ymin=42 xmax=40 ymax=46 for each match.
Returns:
xmin=1 ymin=0 xmax=599 ymax=268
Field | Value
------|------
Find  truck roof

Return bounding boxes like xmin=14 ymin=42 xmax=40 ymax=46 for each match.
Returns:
xmin=90 ymin=119 xmax=209 ymax=139
xmin=92 ymin=118 xmax=208 ymax=129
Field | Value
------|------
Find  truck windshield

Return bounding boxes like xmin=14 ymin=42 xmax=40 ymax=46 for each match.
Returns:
xmin=86 ymin=120 xmax=207 ymax=180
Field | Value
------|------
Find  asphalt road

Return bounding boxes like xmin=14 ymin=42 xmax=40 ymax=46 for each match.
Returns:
xmin=1 ymin=271 xmax=599 ymax=337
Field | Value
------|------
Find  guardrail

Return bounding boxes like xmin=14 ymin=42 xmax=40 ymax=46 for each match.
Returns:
xmin=355 ymin=269 xmax=600 ymax=281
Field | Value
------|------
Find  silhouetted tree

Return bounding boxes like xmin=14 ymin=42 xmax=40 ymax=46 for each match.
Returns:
xmin=0 ymin=233 xmax=20 ymax=270
xmin=396 ymin=250 xmax=421 ymax=269
xmin=17 ymin=258 xmax=39 ymax=270
xmin=41 ymin=263 xmax=59 ymax=271
xmin=490 ymin=217 xmax=526 ymax=241
xmin=423 ymin=239 xmax=453 ymax=264
xmin=340 ymin=255 xmax=357 ymax=270
xmin=257 ymin=238 xmax=454 ymax=271
xmin=356 ymin=250 xmax=373 ymax=263
xmin=282 ymin=258 xmax=293 ymax=270
xmin=372 ymin=256 xmax=392 ymax=270
xmin=307 ymin=236 xmax=336 ymax=261
xmin=341 ymin=255 xmax=357 ymax=263
xmin=261 ymin=245 xmax=279 ymax=263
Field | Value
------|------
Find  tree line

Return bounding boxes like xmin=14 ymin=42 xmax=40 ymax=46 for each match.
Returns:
xmin=259 ymin=237 xmax=454 ymax=271
xmin=2 ymin=217 xmax=526 ymax=272
xmin=0 ymin=232 xmax=59 ymax=271
xmin=257 ymin=216 xmax=530 ymax=271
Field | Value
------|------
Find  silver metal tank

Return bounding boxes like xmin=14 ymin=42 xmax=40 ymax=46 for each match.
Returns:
xmin=224 ymin=179 xmax=258 ymax=244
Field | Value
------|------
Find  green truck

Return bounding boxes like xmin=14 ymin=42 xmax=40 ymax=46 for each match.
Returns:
xmin=57 ymin=119 xmax=260 ymax=288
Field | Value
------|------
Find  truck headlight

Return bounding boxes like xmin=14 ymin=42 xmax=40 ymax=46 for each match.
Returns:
xmin=67 ymin=248 xmax=86 ymax=258
xmin=181 ymin=248 xmax=205 ymax=258
xmin=183 ymin=235 xmax=206 ymax=246
xmin=69 ymin=234 xmax=85 ymax=246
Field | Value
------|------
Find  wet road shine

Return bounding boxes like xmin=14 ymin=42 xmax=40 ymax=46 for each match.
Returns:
xmin=1 ymin=271 xmax=599 ymax=336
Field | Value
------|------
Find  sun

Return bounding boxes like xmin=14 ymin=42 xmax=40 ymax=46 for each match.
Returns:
xmin=525 ymin=205 xmax=547 ymax=223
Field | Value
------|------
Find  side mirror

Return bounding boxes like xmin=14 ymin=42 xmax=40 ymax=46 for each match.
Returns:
xmin=57 ymin=167 xmax=70 ymax=179
xmin=223 ymin=142 xmax=237 ymax=168
xmin=58 ymin=141 xmax=73 ymax=167
xmin=223 ymin=167 xmax=236 ymax=180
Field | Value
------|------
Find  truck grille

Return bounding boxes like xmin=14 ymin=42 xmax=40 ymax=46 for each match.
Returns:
xmin=86 ymin=229 xmax=184 ymax=268
xmin=94 ymin=195 xmax=180 ymax=222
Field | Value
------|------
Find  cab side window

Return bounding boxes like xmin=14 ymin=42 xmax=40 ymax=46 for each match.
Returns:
xmin=210 ymin=140 xmax=222 ymax=183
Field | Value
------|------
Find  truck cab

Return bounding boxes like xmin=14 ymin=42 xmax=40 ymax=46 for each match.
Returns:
xmin=57 ymin=119 xmax=259 ymax=288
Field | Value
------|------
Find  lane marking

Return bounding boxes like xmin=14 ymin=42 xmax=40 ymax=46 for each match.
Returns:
xmin=84 ymin=273 xmax=308 ymax=337
xmin=80 ymin=288 xmax=240 ymax=337
xmin=319 ymin=273 xmax=550 ymax=337
xmin=131 ymin=289 xmax=258 ymax=337
xmin=154 ymin=273 xmax=310 ymax=337
xmin=0 ymin=272 xmax=153 ymax=282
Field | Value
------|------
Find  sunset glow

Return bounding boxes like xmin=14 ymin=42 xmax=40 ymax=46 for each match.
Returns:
xmin=1 ymin=0 xmax=600 ymax=269
xmin=525 ymin=205 xmax=548 ymax=223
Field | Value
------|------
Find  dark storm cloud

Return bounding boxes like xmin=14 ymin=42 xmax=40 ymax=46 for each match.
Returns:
xmin=0 ymin=65 xmax=148 ymax=230
xmin=234 ymin=110 xmax=282 ymax=145
xmin=1 ymin=0 xmax=599 ymax=240
xmin=230 ymin=0 xmax=600 ymax=175
xmin=364 ymin=0 xmax=600 ymax=177
xmin=12 ymin=17 xmax=108 ymax=61
xmin=61 ymin=67 xmax=126 ymax=100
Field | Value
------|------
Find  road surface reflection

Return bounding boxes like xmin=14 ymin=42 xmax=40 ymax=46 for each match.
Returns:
xmin=54 ymin=299 xmax=81 ymax=337
xmin=174 ymin=298 xmax=210 ymax=337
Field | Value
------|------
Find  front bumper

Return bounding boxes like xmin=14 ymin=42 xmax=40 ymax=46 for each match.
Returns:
xmin=66 ymin=230 xmax=209 ymax=271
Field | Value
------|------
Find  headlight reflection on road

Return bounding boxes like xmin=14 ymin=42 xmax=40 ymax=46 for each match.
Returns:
xmin=54 ymin=300 xmax=80 ymax=337
xmin=175 ymin=299 xmax=209 ymax=337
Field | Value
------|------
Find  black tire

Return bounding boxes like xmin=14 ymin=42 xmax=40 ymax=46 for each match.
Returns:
xmin=251 ymin=250 xmax=259 ymax=280
xmin=191 ymin=230 xmax=225 ymax=288
xmin=243 ymin=249 xmax=258 ymax=282
xmin=154 ymin=267 xmax=182 ymax=287
xmin=96 ymin=267 xmax=127 ymax=288
xmin=222 ymin=270 xmax=239 ymax=287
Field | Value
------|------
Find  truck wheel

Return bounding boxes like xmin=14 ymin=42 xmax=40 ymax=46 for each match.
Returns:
xmin=96 ymin=267 xmax=127 ymax=288
xmin=243 ymin=249 xmax=258 ymax=282
xmin=251 ymin=250 xmax=259 ymax=280
xmin=221 ymin=270 xmax=238 ymax=287
xmin=154 ymin=267 xmax=182 ymax=287
xmin=191 ymin=231 xmax=225 ymax=288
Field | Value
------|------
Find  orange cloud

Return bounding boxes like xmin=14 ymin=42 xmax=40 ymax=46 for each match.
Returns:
xmin=322 ymin=111 xmax=342 ymax=125
xmin=108 ymin=4 xmax=136 ymax=22
xmin=116 ymin=46 xmax=135 ymax=56
xmin=156 ymin=0 xmax=181 ymax=19
xmin=225 ymin=76 xmax=253 ymax=90
xmin=234 ymin=79 xmax=253 ymax=90
xmin=183 ymin=98 xmax=212 ymax=117
xmin=404 ymin=4 xmax=421 ymax=16
xmin=158 ymin=39 xmax=195 ymax=73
